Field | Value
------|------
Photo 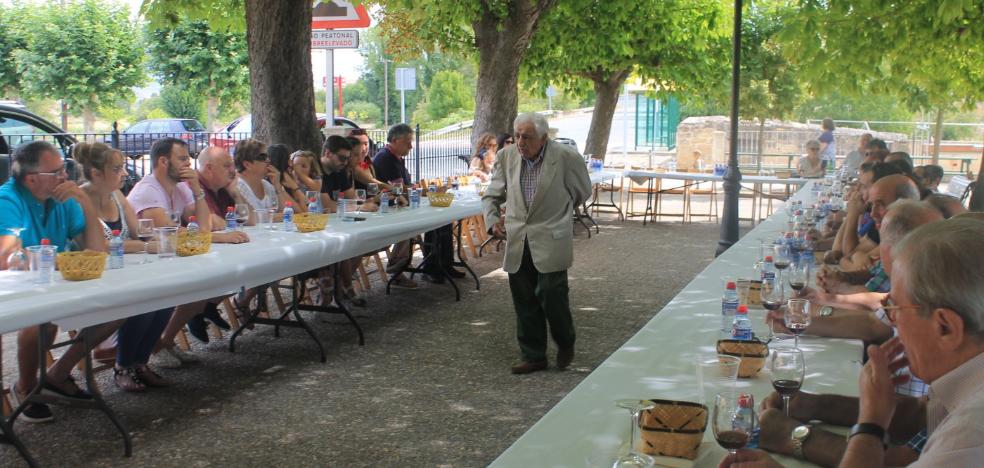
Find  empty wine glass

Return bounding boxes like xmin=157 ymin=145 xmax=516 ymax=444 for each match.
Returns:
xmin=770 ymin=347 xmax=806 ymax=417
xmin=785 ymin=299 xmax=811 ymax=348
xmin=137 ymin=219 xmax=155 ymax=264
xmin=712 ymin=393 xmax=755 ymax=457
xmin=612 ymin=399 xmax=656 ymax=468
xmin=3 ymin=227 xmax=28 ymax=270
xmin=235 ymin=203 xmax=250 ymax=230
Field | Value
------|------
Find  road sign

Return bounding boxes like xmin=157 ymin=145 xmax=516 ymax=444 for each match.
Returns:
xmin=395 ymin=68 xmax=416 ymax=91
xmin=545 ymin=85 xmax=557 ymax=97
xmin=312 ymin=1 xmax=371 ymax=29
xmin=311 ymin=29 xmax=359 ymax=49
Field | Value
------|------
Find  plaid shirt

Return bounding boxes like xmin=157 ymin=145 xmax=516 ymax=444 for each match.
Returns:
xmin=520 ymin=143 xmax=546 ymax=208
xmin=865 ymin=260 xmax=891 ymax=293
xmin=906 ymin=429 xmax=929 ymax=453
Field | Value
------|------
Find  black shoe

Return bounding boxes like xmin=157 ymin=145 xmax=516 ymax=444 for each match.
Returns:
xmin=422 ymin=273 xmax=445 ymax=284
xmin=40 ymin=380 xmax=93 ymax=402
xmin=446 ymin=268 xmax=466 ymax=278
xmin=9 ymin=384 xmax=54 ymax=423
xmin=187 ymin=314 xmax=210 ymax=343
xmin=202 ymin=302 xmax=230 ymax=330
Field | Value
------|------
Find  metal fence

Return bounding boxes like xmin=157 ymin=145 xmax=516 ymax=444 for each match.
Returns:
xmin=1 ymin=124 xmax=474 ymax=187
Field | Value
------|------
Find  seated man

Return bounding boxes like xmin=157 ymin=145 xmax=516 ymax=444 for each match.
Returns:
xmin=915 ymin=164 xmax=943 ymax=193
xmin=924 ymin=193 xmax=966 ymax=219
xmin=724 ymin=216 xmax=984 ymax=467
xmin=127 ymin=139 xmax=248 ymax=364
xmin=0 ymin=141 xmax=109 ymax=423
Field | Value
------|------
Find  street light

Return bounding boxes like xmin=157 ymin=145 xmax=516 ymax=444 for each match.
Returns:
xmin=380 ymin=58 xmax=392 ymax=127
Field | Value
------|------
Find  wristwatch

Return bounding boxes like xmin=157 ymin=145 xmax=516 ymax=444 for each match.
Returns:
xmin=791 ymin=424 xmax=812 ymax=459
xmin=848 ymin=422 xmax=889 ymax=449
xmin=820 ymin=305 xmax=834 ymax=317
xmin=194 ymin=190 xmax=206 ymax=201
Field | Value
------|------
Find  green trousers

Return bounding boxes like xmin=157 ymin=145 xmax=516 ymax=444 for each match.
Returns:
xmin=507 ymin=241 xmax=576 ymax=362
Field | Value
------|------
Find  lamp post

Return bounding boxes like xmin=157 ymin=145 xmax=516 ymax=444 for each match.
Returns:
xmin=380 ymin=58 xmax=392 ymax=127
xmin=716 ymin=0 xmax=744 ymax=256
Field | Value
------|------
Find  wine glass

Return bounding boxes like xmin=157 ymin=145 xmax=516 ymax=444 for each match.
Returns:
xmin=712 ymin=392 xmax=755 ymax=457
xmin=773 ymin=243 xmax=791 ymax=287
xmin=770 ymin=347 xmax=806 ymax=417
xmin=612 ymin=399 xmax=656 ymax=468
xmin=235 ymin=203 xmax=250 ymax=230
xmin=760 ymin=277 xmax=784 ymax=341
xmin=785 ymin=299 xmax=811 ymax=348
xmin=392 ymin=182 xmax=404 ymax=209
xmin=355 ymin=189 xmax=366 ymax=213
xmin=137 ymin=219 xmax=155 ymax=264
xmin=367 ymin=183 xmax=379 ymax=198
xmin=4 ymin=227 xmax=28 ymax=270
xmin=788 ymin=262 xmax=809 ymax=293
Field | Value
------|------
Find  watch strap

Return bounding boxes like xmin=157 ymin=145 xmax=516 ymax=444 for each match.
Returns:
xmin=848 ymin=422 xmax=888 ymax=449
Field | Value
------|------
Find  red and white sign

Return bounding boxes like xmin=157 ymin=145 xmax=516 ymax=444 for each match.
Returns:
xmin=311 ymin=29 xmax=359 ymax=49
xmin=312 ymin=1 xmax=371 ymax=29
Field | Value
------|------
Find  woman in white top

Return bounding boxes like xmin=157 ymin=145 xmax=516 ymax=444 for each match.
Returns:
xmin=797 ymin=140 xmax=825 ymax=178
xmin=233 ymin=138 xmax=295 ymax=213
xmin=75 ymin=142 xmax=172 ymax=392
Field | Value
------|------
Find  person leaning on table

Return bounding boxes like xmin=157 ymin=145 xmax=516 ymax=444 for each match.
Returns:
xmin=482 ymin=112 xmax=591 ymax=374
xmin=0 ymin=140 xmax=116 ymax=423
xmin=721 ymin=217 xmax=984 ymax=467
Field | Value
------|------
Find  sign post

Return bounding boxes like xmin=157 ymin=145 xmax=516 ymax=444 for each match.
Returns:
xmin=395 ymin=67 xmax=416 ymax=124
xmin=546 ymin=85 xmax=557 ymax=112
xmin=311 ymin=1 xmax=370 ymax=128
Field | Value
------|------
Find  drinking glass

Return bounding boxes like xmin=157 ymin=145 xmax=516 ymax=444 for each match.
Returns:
xmin=367 ymin=183 xmax=379 ymax=198
xmin=696 ymin=355 xmax=741 ymax=405
xmin=773 ymin=243 xmax=791 ymax=287
xmin=4 ymin=227 xmax=27 ymax=270
xmin=785 ymin=299 xmax=811 ymax=348
xmin=712 ymin=393 xmax=754 ymax=457
xmin=155 ymin=227 xmax=178 ymax=259
xmin=770 ymin=347 xmax=806 ymax=417
xmin=235 ymin=203 xmax=250 ymax=230
xmin=254 ymin=208 xmax=273 ymax=230
xmin=760 ymin=277 xmax=784 ymax=340
xmin=788 ymin=262 xmax=809 ymax=293
xmin=612 ymin=399 xmax=656 ymax=468
xmin=137 ymin=219 xmax=155 ymax=264
xmin=355 ymin=189 xmax=367 ymax=213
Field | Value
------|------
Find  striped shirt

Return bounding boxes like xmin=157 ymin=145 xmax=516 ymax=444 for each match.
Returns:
xmin=520 ymin=144 xmax=546 ymax=208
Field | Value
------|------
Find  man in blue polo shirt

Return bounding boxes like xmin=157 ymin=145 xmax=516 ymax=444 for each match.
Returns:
xmin=0 ymin=141 xmax=109 ymax=423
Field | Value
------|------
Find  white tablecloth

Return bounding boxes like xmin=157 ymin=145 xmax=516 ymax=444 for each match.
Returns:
xmin=0 ymin=199 xmax=482 ymax=334
xmin=491 ymin=181 xmax=861 ymax=468
xmin=589 ymin=171 xmax=621 ymax=185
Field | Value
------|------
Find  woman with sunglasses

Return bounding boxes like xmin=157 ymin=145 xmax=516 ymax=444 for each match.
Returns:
xmin=233 ymin=139 xmax=296 ymax=214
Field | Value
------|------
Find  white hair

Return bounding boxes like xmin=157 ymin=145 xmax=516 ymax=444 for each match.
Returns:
xmin=513 ymin=112 xmax=549 ymax=138
xmin=879 ymin=200 xmax=941 ymax=246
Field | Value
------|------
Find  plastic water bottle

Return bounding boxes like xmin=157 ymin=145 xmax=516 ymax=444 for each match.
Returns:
xmin=760 ymin=256 xmax=776 ymax=282
xmin=108 ymin=230 xmax=125 ymax=269
xmin=379 ymin=190 xmax=389 ymax=214
xmin=282 ymin=201 xmax=295 ymax=231
xmin=800 ymin=237 xmax=814 ymax=267
xmin=721 ymin=281 xmax=739 ymax=334
xmin=307 ymin=197 xmax=321 ymax=214
xmin=732 ymin=305 xmax=753 ymax=340
xmin=735 ymin=394 xmax=759 ymax=448
xmin=187 ymin=216 xmax=200 ymax=234
xmin=410 ymin=188 xmax=421 ymax=209
xmin=37 ymin=238 xmax=54 ymax=284
xmin=225 ymin=206 xmax=238 ymax=231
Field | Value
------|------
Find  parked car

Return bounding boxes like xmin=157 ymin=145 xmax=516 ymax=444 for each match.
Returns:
xmin=210 ymin=113 xmax=370 ymax=152
xmin=0 ymin=104 xmax=142 ymax=193
xmin=109 ymin=118 xmax=208 ymax=159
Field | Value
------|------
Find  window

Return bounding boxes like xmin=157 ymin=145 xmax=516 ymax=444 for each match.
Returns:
xmin=180 ymin=120 xmax=205 ymax=132
xmin=125 ymin=121 xmax=150 ymax=133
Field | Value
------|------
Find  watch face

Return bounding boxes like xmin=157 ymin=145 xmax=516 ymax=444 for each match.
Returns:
xmin=793 ymin=425 xmax=811 ymax=440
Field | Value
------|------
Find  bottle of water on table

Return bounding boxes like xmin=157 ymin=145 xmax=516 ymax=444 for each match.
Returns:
xmin=225 ymin=206 xmax=238 ymax=231
xmin=732 ymin=305 xmax=753 ymax=340
xmin=283 ymin=201 xmax=295 ymax=231
xmin=109 ymin=230 xmax=124 ymax=269
xmin=37 ymin=238 xmax=55 ymax=284
xmin=379 ymin=190 xmax=389 ymax=214
xmin=721 ymin=281 xmax=739 ymax=334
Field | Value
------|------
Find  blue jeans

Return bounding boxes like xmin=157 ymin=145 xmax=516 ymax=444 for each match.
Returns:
xmin=116 ymin=308 xmax=173 ymax=367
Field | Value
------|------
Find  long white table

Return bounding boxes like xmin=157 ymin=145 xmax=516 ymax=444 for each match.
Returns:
xmin=491 ymin=182 xmax=862 ymax=468
xmin=0 ymin=199 xmax=482 ymax=335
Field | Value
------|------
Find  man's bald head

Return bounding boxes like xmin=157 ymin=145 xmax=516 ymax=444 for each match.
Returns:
xmin=869 ymin=174 xmax=920 ymax=229
xmin=879 ymin=200 xmax=943 ymax=275
xmin=197 ymin=146 xmax=236 ymax=190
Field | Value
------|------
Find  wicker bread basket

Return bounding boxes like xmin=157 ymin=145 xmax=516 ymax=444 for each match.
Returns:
xmin=717 ymin=339 xmax=769 ymax=378
xmin=428 ymin=192 xmax=454 ymax=207
xmin=294 ymin=213 xmax=329 ymax=233
xmin=56 ymin=251 xmax=108 ymax=281
xmin=638 ymin=399 xmax=708 ymax=460
xmin=177 ymin=231 xmax=212 ymax=257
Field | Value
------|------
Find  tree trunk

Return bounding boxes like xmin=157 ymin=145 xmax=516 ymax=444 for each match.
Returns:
xmin=969 ymin=139 xmax=984 ymax=211
xmin=583 ymin=68 xmax=630 ymax=161
xmin=471 ymin=0 xmax=556 ymax=147
xmin=931 ymin=107 xmax=943 ymax=164
xmin=756 ymin=117 xmax=766 ymax=174
xmin=206 ymin=95 xmax=219 ymax=131
xmin=82 ymin=106 xmax=96 ymax=133
xmin=245 ymin=0 xmax=321 ymax=153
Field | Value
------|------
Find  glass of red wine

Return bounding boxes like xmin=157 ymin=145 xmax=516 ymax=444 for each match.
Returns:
xmin=788 ymin=262 xmax=809 ymax=293
xmin=785 ymin=299 xmax=811 ymax=349
xmin=760 ymin=277 xmax=784 ymax=341
xmin=712 ymin=392 xmax=755 ymax=457
xmin=770 ymin=347 xmax=805 ymax=417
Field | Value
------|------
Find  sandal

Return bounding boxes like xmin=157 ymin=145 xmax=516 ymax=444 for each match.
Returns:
xmin=134 ymin=365 xmax=169 ymax=388
xmin=113 ymin=367 xmax=146 ymax=393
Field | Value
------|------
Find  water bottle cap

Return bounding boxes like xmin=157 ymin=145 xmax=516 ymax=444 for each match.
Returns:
xmin=286 ymin=201 xmax=293 ymax=207
xmin=227 ymin=206 xmax=234 ymax=212
xmin=738 ymin=393 xmax=753 ymax=408
xmin=765 ymin=255 xmax=773 ymax=262
xmin=40 ymin=238 xmax=50 ymax=245
xmin=189 ymin=216 xmax=196 ymax=222
xmin=726 ymin=281 xmax=736 ymax=289
xmin=737 ymin=305 xmax=748 ymax=313
xmin=112 ymin=230 xmax=121 ymax=236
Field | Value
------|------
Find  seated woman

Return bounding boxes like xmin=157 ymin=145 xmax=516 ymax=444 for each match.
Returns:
xmin=267 ymin=144 xmax=307 ymax=207
xmin=496 ymin=132 xmax=514 ymax=153
xmin=75 ymin=142 xmax=172 ymax=392
xmin=797 ymin=140 xmax=825 ymax=178
xmin=234 ymin=140 xmax=298 ymax=214
xmin=290 ymin=150 xmax=323 ymax=194
xmin=469 ymin=132 xmax=497 ymax=182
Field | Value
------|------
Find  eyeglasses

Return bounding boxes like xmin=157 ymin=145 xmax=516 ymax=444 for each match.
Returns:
xmin=882 ymin=297 xmax=922 ymax=324
xmin=34 ymin=165 xmax=67 ymax=177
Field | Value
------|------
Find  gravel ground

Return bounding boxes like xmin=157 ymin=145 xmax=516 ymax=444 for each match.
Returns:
xmin=1 ymin=212 xmax=748 ymax=468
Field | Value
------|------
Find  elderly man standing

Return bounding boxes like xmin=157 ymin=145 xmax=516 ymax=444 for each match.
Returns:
xmin=483 ymin=112 xmax=591 ymax=374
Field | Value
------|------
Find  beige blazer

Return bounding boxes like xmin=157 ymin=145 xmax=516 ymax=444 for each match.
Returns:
xmin=482 ymin=140 xmax=591 ymax=274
